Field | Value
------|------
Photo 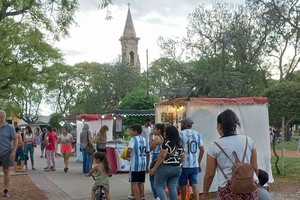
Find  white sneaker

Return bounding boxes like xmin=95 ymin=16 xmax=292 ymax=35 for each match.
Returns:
xmin=128 ymin=194 xmax=135 ymax=199
xmin=153 ymin=198 xmax=160 ymax=200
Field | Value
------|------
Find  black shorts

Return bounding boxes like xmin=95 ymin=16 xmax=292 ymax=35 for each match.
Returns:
xmin=129 ymin=171 xmax=146 ymax=183
xmin=0 ymin=150 xmax=14 ymax=168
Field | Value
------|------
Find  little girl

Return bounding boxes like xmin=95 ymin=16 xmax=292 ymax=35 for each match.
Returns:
xmin=86 ymin=152 xmax=112 ymax=200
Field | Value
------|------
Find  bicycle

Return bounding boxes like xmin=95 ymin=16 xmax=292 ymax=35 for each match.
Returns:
xmin=92 ymin=175 xmax=106 ymax=200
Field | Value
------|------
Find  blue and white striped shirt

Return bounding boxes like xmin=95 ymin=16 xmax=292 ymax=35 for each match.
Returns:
xmin=180 ymin=129 xmax=203 ymax=168
xmin=128 ymin=135 xmax=150 ymax=172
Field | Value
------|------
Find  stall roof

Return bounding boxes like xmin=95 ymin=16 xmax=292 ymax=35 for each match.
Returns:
xmin=156 ymin=97 xmax=268 ymax=105
xmin=100 ymin=109 xmax=155 ymax=117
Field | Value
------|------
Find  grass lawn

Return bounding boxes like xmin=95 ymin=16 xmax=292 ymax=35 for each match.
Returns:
xmin=273 ymin=137 xmax=299 ymax=151
xmin=271 ymin=155 xmax=300 ymax=180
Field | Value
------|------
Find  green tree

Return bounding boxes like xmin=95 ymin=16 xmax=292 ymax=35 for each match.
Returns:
xmin=0 ymin=0 xmax=78 ymax=38
xmin=262 ymin=81 xmax=300 ymax=129
xmin=49 ymin=113 xmax=64 ymax=129
xmin=185 ymin=3 xmax=270 ymax=96
xmin=118 ymin=87 xmax=157 ymax=125
xmin=73 ymin=62 xmax=141 ymax=114
xmin=253 ymin=0 xmax=300 ymax=80
xmin=43 ymin=63 xmax=79 ymax=115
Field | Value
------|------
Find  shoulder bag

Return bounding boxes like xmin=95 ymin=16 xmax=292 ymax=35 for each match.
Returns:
xmin=86 ymin=131 xmax=94 ymax=155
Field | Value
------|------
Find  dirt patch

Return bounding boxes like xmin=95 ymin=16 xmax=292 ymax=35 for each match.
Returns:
xmin=0 ymin=174 xmax=47 ymax=200
xmin=270 ymin=177 xmax=300 ymax=199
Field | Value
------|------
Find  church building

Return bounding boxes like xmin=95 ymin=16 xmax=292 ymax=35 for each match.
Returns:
xmin=120 ymin=6 xmax=141 ymax=72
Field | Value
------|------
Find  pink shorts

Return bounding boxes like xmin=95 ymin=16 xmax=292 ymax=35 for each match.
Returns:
xmin=61 ymin=144 xmax=72 ymax=153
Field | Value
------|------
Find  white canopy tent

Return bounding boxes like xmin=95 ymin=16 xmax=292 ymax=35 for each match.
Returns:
xmin=155 ymin=97 xmax=273 ymax=193
xmin=76 ymin=114 xmax=117 ymax=161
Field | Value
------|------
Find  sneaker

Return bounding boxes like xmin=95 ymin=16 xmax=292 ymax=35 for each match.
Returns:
xmin=3 ymin=189 xmax=10 ymax=197
xmin=153 ymin=198 xmax=160 ymax=200
xmin=64 ymin=167 xmax=68 ymax=172
xmin=128 ymin=194 xmax=135 ymax=199
xmin=44 ymin=168 xmax=51 ymax=172
xmin=32 ymin=167 xmax=36 ymax=170
xmin=50 ymin=167 xmax=56 ymax=171
xmin=142 ymin=197 xmax=146 ymax=200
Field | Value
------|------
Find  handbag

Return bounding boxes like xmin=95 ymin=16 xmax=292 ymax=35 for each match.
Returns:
xmin=86 ymin=131 xmax=94 ymax=155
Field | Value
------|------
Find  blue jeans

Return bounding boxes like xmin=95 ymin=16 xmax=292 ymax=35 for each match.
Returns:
xmin=81 ymin=148 xmax=91 ymax=174
xmin=154 ymin=164 xmax=182 ymax=200
xmin=24 ymin=144 xmax=34 ymax=167
xmin=150 ymin=154 xmax=159 ymax=198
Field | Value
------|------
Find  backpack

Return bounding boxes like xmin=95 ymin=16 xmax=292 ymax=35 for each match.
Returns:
xmin=214 ymin=137 xmax=257 ymax=194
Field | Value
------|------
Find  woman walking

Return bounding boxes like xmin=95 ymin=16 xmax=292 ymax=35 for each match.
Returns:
xmin=58 ymin=127 xmax=73 ymax=172
xmin=149 ymin=125 xmax=185 ymax=200
xmin=24 ymin=126 xmax=36 ymax=170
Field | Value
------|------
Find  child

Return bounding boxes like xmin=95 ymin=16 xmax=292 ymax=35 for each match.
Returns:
xmin=258 ymin=169 xmax=272 ymax=200
xmin=86 ymin=152 xmax=112 ymax=200
xmin=126 ymin=124 xmax=150 ymax=200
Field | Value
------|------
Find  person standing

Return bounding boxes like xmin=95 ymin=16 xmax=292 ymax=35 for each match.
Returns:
xmin=44 ymin=125 xmax=57 ymax=172
xmin=24 ymin=125 xmax=36 ymax=170
xmin=14 ymin=127 xmax=25 ymax=172
xmin=0 ymin=110 xmax=17 ymax=197
xmin=70 ymin=125 xmax=77 ymax=153
xmin=149 ymin=125 xmax=185 ymax=200
xmin=40 ymin=128 xmax=47 ymax=158
xmin=141 ymin=118 xmax=152 ymax=141
xmin=179 ymin=117 xmax=204 ymax=200
xmin=80 ymin=124 xmax=94 ymax=174
xmin=126 ymin=124 xmax=150 ymax=200
xmin=58 ymin=127 xmax=73 ymax=172
xmin=95 ymin=125 xmax=109 ymax=153
xmin=202 ymin=109 xmax=258 ymax=199
xmin=148 ymin=123 xmax=165 ymax=200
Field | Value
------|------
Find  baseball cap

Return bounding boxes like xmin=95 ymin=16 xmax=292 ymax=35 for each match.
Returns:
xmin=180 ymin=117 xmax=194 ymax=125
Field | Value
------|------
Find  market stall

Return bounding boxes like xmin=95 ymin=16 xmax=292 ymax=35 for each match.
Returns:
xmin=155 ymin=97 xmax=273 ymax=193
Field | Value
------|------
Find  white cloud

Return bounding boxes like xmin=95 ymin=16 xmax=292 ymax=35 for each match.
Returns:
xmin=55 ymin=0 xmax=199 ymax=70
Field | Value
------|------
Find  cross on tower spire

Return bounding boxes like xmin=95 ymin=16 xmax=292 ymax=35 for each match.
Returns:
xmin=127 ymin=3 xmax=130 ymax=9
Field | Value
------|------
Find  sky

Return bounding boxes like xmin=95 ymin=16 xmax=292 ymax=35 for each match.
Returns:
xmin=42 ymin=0 xmax=238 ymax=115
xmin=54 ymin=0 xmax=238 ymax=72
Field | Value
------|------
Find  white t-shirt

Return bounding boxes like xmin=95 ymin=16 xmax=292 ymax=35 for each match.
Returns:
xmin=59 ymin=134 xmax=72 ymax=143
xmin=128 ymin=135 xmax=150 ymax=172
xmin=141 ymin=126 xmax=151 ymax=141
xmin=207 ymin=135 xmax=256 ymax=187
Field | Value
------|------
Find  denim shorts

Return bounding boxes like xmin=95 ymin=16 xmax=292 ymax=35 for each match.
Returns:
xmin=179 ymin=167 xmax=199 ymax=186
xmin=15 ymin=147 xmax=25 ymax=162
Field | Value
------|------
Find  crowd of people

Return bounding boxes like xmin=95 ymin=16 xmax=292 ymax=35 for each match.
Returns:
xmin=0 ymin=109 xmax=272 ymax=199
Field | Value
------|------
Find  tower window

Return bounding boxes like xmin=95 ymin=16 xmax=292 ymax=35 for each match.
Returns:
xmin=129 ymin=51 xmax=134 ymax=64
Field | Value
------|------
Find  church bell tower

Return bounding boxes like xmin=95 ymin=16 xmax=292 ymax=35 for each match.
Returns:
xmin=120 ymin=5 xmax=141 ymax=72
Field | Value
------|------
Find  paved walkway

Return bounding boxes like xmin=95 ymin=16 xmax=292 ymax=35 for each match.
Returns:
xmin=16 ymin=148 xmax=154 ymax=200
xmin=4 ymin=147 xmax=295 ymax=199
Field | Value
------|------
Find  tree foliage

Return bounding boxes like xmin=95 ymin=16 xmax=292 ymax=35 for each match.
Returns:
xmin=49 ymin=112 xmax=64 ymax=129
xmin=118 ymin=87 xmax=156 ymax=125
xmin=262 ymin=81 xmax=300 ymax=128
xmin=72 ymin=62 xmax=141 ymax=114
xmin=252 ymin=0 xmax=300 ymax=80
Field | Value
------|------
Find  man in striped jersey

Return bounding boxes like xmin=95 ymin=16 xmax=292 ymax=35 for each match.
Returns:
xmin=126 ymin=124 xmax=150 ymax=200
xmin=179 ymin=117 xmax=204 ymax=200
